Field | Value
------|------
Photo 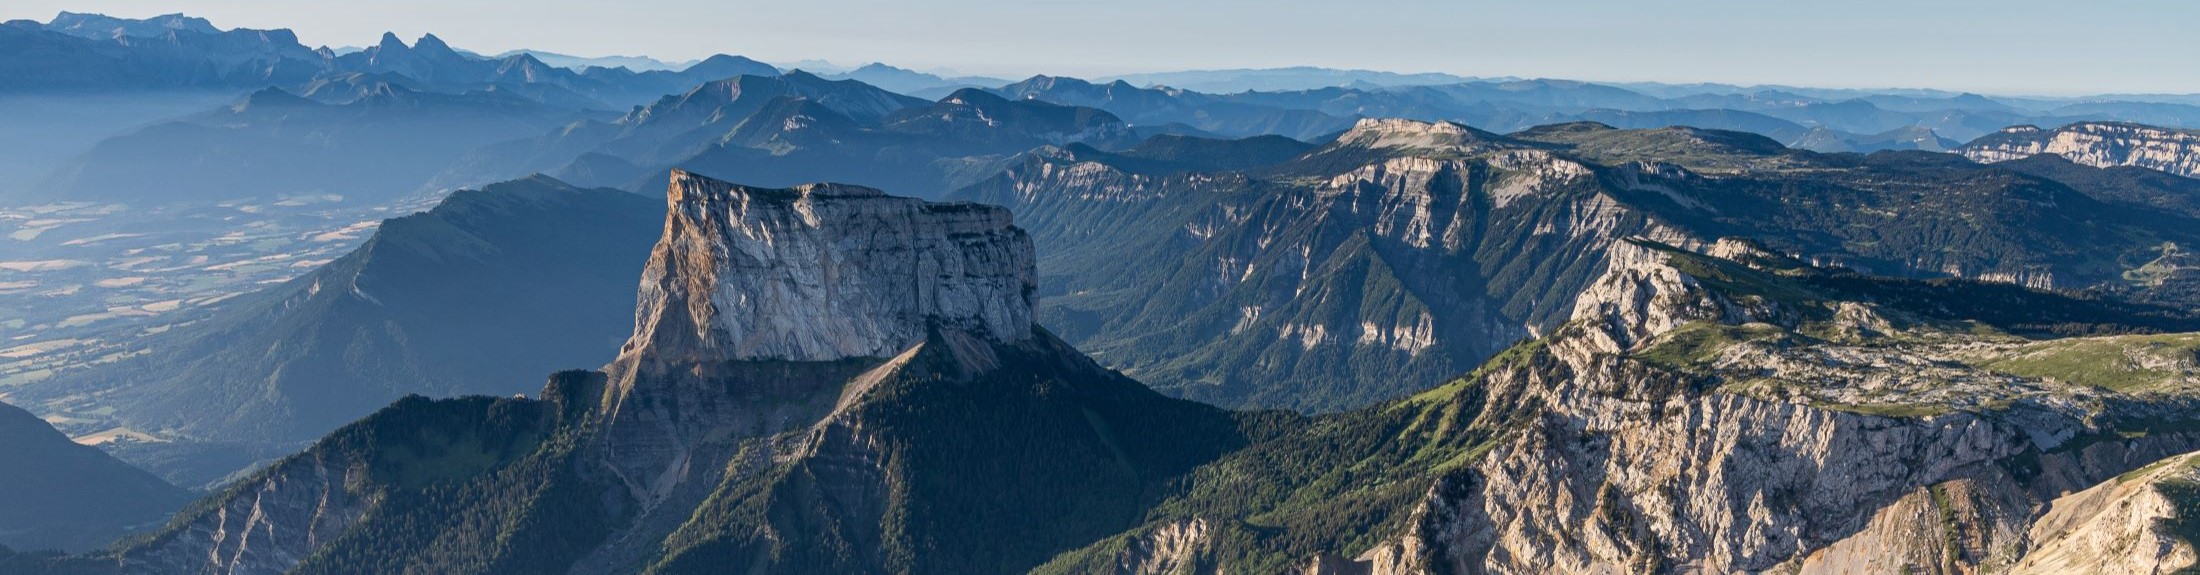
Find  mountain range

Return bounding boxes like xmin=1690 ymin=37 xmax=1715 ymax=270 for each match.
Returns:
xmin=23 ymin=85 xmax=583 ymax=205
xmin=12 ymin=11 xmax=2200 ymax=575
xmin=21 ymin=105 xmax=2200 ymax=489
xmin=20 ymin=169 xmax=2200 ymax=574
xmin=957 ymin=118 xmax=2200 ymax=410
xmin=26 ymin=171 xmax=1245 ymax=575
xmin=16 ymin=11 xmax=2200 ymax=209
xmin=10 ymin=177 xmax=662 ymax=486
xmin=1961 ymin=122 xmax=2200 ymax=179
xmin=427 ymin=74 xmax=1138 ymax=199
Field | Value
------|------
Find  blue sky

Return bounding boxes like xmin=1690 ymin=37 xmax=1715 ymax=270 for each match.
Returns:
xmin=6 ymin=0 xmax=2193 ymax=96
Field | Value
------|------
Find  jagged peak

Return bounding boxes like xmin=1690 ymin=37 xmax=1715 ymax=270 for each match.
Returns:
xmin=412 ymin=32 xmax=454 ymax=54
xmin=375 ymin=31 xmax=405 ymax=51
xmin=614 ymin=170 xmax=1035 ymax=371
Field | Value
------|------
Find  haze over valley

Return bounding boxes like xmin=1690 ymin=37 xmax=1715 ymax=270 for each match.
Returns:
xmin=4 ymin=5 xmax=2200 ymax=574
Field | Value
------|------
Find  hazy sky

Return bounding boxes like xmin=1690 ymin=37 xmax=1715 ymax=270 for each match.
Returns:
xmin=6 ymin=1 xmax=2194 ymax=96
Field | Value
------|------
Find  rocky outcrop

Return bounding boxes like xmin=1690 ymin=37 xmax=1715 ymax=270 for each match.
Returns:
xmin=119 ymin=455 xmax=369 ymax=575
xmin=593 ymin=169 xmax=1039 ymax=518
xmin=1327 ymin=118 xmax=1520 ymax=155
xmin=1305 ymin=239 xmax=2200 ymax=575
xmin=2011 ymin=452 xmax=2200 ymax=574
xmin=1566 ymin=239 xmax=1774 ymax=352
xmin=964 ymin=119 xmax=1715 ymax=410
xmin=613 ymin=169 xmax=1035 ymax=372
xmin=568 ymin=172 xmax=1236 ymax=575
xmin=78 ymin=171 xmax=1063 ymax=575
xmin=1960 ymin=122 xmax=2200 ymax=178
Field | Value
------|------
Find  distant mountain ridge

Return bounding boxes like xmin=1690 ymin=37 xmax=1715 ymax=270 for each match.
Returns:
xmin=54 ymin=170 xmax=1245 ymax=575
xmin=10 ymin=176 xmax=663 ymax=486
xmin=1960 ymin=121 xmax=2200 ymax=178
xmin=819 ymin=62 xmax=1009 ymax=96
xmin=1100 ymin=66 xmax=1484 ymax=92
xmin=958 ymin=118 xmax=2200 ymax=412
xmin=20 ymin=84 xmax=583 ymax=204
xmin=42 ymin=11 xmax=217 ymax=38
xmin=23 ymin=171 xmax=2200 ymax=575
xmin=14 ymin=11 xmax=2200 ymax=154
xmin=0 ymin=12 xmax=779 ymax=112
xmin=493 ymin=49 xmax=697 ymax=72
xmin=428 ymin=73 xmax=1140 ymax=198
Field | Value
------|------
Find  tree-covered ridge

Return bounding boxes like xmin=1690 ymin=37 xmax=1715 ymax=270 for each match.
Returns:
xmin=644 ymin=329 xmax=1245 ymax=575
xmin=36 ymin=326 xmax=1247 ymax=575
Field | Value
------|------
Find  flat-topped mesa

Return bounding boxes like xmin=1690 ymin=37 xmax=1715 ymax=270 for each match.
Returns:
xmin=1315 ymin=118 xmax=1527 ymax=160
xmin=616 ymin=170 xmax=1036 ymax=372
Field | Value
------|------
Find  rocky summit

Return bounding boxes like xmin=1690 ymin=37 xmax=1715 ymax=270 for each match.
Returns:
xmin=615 ymin=169 xmax=1036 ymax=371
xmin=64 ymin=171 xmax=1237 ymax=575
xmin=15 ymin=10 xmax=2200 ymax=574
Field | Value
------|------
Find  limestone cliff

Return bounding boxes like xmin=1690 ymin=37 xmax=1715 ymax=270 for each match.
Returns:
xmin=589 ymin=170 xmax=1043 ymax=514
xmin=1047 ymin=238 xmax=2200 ymax=575
xmin=569 ymin=171 xmax=1235 ymax=575
xmin=1961 ymin=122 xmax=2200 ymax=178
xmin=80 ymin=171 xmax=1142 ymax=575
xmin=1332 ymin=241 xmax=2200 ymax=574
xmin=973 ymin=119 xmax=2200 ymax=415
xmin=612 ymin=169 xmax=1035 ymax=372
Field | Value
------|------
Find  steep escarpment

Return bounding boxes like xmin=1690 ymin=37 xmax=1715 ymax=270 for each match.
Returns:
xmin=69 ymin=170 xmax=1241 ymax=575
xmin=613 ymin=169 xmax=1035 ymax=370
xmin=961 ymin=119 xmax=1694 ymax=411
xmin=966 ymin=119 xmax=2200 ymax=413
xmin=1960 ymin=122 xmax=2200 ymax=179
xmin=1042 ymin=238 xmax=2200 ymax=574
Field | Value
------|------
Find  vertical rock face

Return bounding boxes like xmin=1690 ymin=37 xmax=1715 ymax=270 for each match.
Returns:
xmin=593 ymin=169 xmax=1043 ymax=517
xmin=1036 ymin=237 xmax=2200 ymax=575
xmin=616 ymin=169 xmax=1037 ymax=373
xmin=1960 ymin=122 xmax=2200 ymax=178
